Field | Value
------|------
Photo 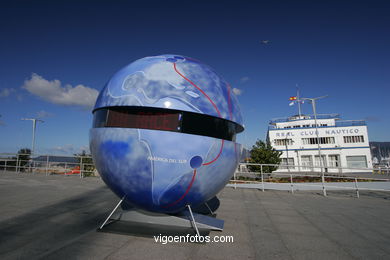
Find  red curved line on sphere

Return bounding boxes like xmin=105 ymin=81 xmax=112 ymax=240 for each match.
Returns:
xmin=161 ymin=61 xmax=230 ymax=209
xmin=162 ymin=169 xmax=197 ymax=208
xmin=173 ymin=62 xmax=225 ymax=165
xmin=173 ymin=63 xmax=221 ymax=117
xmin=203 ymin=139 xmax=224 ymax=166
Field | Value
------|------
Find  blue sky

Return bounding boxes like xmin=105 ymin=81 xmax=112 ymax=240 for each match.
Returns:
xmin=0 ymin=0 xmax=389 ymax=155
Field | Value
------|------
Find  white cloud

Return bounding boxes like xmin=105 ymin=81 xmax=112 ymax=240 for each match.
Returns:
xmin=232 ymin=87 xmax=243 ymax=96
xmin=240 ymin=76 xmax=250 ymax=84
xmin=22 ymin=73 xmax=99 ymax=109
xmin=0 ymin=88 xmax=15 ymax=98
xmin=36 ymin=110 xmax=54 ymax=118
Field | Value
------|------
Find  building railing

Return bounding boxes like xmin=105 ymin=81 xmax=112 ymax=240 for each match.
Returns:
xmin=269 ymin=114 xmax=340 ymax=124
xmin=335 ymin=120 xmax=366 ymax=127
xmin=268 ymin=119 xmax=366 ymax=130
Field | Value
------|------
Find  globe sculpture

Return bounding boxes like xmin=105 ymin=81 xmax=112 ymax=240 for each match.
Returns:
xmin=90 ymin=54 xmax=244 ymax=214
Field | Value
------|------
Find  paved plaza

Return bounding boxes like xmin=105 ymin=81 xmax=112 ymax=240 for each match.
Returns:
xmin=0 ymin=172 xmax=389 ymax=259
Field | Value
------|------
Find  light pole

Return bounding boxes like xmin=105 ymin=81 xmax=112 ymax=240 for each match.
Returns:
xmin=301 ymin=95 xmax=328 ymax=196
xmin=284 ymin=136 xmax=294 ymax=172
xmin=285 ymin=136 xmax=290 ymax=172
xmin=21 ymin=118 xmax=44 ymax=155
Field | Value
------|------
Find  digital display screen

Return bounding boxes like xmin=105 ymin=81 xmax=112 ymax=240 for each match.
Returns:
xmin=106 ymin=109 xmax=181 ymax=132
xmin=93 ymin=106 xmax=244 ymax=141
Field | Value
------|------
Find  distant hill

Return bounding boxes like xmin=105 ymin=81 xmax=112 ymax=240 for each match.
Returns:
xmin=33 ymin=156 xmax=79 ymax=163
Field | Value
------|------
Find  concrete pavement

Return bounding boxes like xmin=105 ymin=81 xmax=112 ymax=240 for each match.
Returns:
xmin=0 ymin=171 xmax=389 ymax=259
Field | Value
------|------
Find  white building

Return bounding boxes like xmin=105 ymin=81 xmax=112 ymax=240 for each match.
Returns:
xmin=267 ymin=114 xmax=372 ymax=173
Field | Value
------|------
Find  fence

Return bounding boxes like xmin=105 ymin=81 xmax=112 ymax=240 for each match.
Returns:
xmin=231 ymin=163 xmax=390 ymax=198
xmin=0 ymin=153 xmax=95 ymax=178
xmin=263 ymin=161 xmax=384 ymax=174
xmin=1 ymin=153 xmax=389 ymax=197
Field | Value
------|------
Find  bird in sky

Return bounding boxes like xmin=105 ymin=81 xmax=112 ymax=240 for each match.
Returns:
xmin=260 ymin=40 xmax=270 ymax=44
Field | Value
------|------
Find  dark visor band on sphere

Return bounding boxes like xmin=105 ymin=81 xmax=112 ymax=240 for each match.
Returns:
xmin=93 ymin=106 xmax=244 ymax=141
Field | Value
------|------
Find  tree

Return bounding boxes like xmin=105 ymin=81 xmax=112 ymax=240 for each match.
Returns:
xmin=16 ymin=148 xmax=31 ymax=171
xmin=248 ymin=139 xmax=281 ymax=173
xmin=75 ymin=150 xmax=95 ymax=177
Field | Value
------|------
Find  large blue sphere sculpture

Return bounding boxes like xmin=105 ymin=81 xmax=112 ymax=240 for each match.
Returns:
xmin=90 ymin=54 xmax=244 ymax=213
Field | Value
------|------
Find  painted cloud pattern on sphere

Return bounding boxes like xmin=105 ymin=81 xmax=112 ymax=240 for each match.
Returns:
xmin=90 ymin=54 xmax=243 ymax=213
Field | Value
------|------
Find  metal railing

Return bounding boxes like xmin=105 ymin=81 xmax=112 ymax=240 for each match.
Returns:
xmin=240 ymin=162 xmax=388 ymax=175
xmin=269 ymin=113 xmax=340 ymax=124
xmin=231 ymin=163 xmax=390 ymax=198
xmin=0 ymin=153 xmax=95 ymax=178
xmin=2 ymin=153 xmax=389 ymax=198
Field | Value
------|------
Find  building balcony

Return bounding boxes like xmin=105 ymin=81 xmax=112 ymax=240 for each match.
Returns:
xmin=268 ymin=119 xmax=366 ymax=130
xmin=269 ymin=114 xmax=340 ymax=124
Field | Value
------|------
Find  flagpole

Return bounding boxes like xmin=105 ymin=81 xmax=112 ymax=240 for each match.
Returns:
xmin=297 ymin=87 xmax=302 ymax=117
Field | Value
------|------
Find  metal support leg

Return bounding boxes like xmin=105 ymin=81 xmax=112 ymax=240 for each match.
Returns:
xmin=204 ymin=202 xmax=214 ymax=215
xmin=99 ymin=196 xmax=125 ymax=229
xmin=187 ymin=204 xmax=201 ymax=237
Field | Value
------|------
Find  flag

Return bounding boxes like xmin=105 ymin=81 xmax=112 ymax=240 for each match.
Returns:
xmin=289 ymin=96 xmax=297 ymax=101
xmin=289 ymin=101 xmax=295 ymax=106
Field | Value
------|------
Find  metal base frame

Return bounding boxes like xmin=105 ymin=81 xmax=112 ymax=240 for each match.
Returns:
xmin=98 ymin=199 xmax=224 ymax=235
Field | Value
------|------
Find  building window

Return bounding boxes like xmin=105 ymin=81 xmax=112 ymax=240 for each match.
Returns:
xmin=314 ymin=155 xmax=327 ymax=167
xmin=346 ymin=156 xmax=367 ymax=168
xmin=328 ymin=155 xmax=340 ymax=167
xmin=293 ymin=125 xmax=301 ymax=128
xmin=302 ymin=137 xmax=335 ymax=145
xmin=301 ymin=155 xmax=312 ymax=170
xmin=280 ymin=158 xmax=294 ymax=169
xmin=274 ymin=139 xmax=293 ymax=146
xmin=321 ymin=124 xmax=328 ymax=127
xmin=343 ymin=135 xmax=364 ymax=143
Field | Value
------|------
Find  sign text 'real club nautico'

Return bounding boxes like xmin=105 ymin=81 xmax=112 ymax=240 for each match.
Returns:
xmin=275 ymin=128 xmax=360 ymax=137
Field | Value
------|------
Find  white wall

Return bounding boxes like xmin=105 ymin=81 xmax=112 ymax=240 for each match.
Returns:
xmin=268 ymin=124 xmax=372 ymax=173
